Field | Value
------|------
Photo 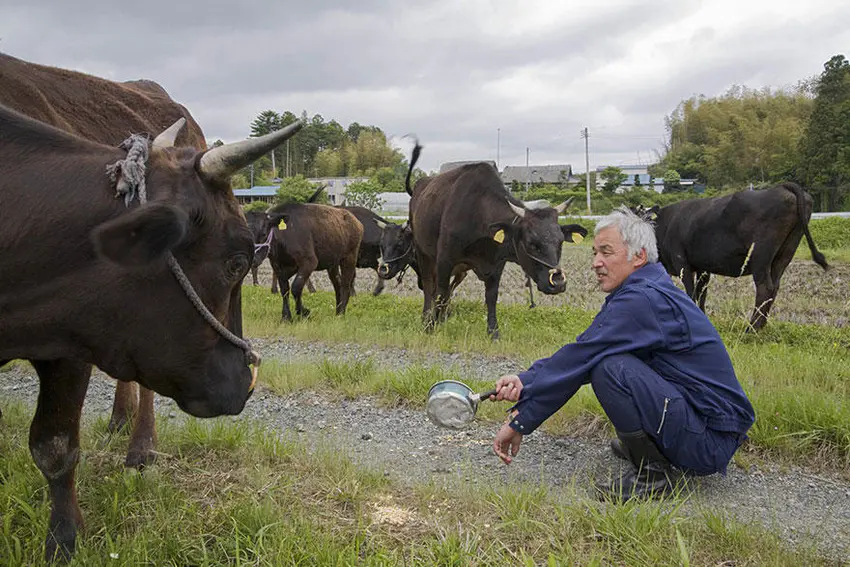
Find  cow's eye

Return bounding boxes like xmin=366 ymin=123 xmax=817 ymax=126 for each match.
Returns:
xmin=226 ymin=254 xmax=249 ymax=279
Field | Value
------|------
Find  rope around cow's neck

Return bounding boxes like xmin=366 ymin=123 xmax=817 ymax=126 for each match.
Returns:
xmin=106 ymin=136 xmax=260 ymax=368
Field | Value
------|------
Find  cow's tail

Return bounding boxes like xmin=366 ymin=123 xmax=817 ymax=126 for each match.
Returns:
xmin=405 ymin=138 xmax=423 ymax=196
xmin=784 ymin=182 xmax=829 ymax=271
xmin=307 ymin=184 xmax=326 ymax=203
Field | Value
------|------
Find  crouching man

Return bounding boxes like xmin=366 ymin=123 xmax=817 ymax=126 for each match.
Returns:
xmin=491 ymin=206 xmax=755 ymax=500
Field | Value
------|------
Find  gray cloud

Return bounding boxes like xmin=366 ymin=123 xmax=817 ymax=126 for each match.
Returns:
xmin=2 ymin=0 xmax=849 ymax=172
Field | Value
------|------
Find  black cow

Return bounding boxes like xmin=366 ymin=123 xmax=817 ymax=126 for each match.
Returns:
xmin=263 ymin=203 xmax=363 ymax=320
xmin=652 ymin=182 xmax=828 ymax=330
xmin=342 ymin=206 xmax=394 ymax=296
xmin=405 ymin=142 xmax=587 ymax=338
xmin=0 ymin=104 xmax=303 ymax=561
xmin=246 ymin=209 xmax=275 ymax=288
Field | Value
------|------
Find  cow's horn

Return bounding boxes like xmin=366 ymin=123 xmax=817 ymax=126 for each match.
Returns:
xmin=401 ymin=220 xmax=409 ymax=230
xmin=554 ymin=197 xmax=575 ymax=214
xmin=375 ymin=219 xmax=387 ymax=230
xmin=508 ymin=200 xmax=527 ymax=218
xmin=152 ymin=118 xmax=186 ymax=149
xmin=198 ymin=120 xmax=305 ymax=180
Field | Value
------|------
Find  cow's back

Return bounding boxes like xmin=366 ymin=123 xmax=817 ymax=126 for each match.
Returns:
xmin=411 ymin=163 xmax=508 ymax=257
xmin=0 ymin=53 xmax=206 ymax=149
xmin=343 ymin=206 xmax=384 ymax=247
xmin=657 ymin=187 xmax=804 ymax=276
xmin=275 ymin=204 xmax=362 ymax=269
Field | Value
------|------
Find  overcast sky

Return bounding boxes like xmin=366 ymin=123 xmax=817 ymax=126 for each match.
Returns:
xmin=3 ymin=0 xmax=850 ymax=174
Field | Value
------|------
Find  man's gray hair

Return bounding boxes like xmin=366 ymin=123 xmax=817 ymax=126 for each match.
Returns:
xmin=595 ymin=205 xmax=659 ymax=263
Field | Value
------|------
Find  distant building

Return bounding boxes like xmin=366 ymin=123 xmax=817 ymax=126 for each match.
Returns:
xmin=501 ymin=164 xmax=573 ymax=186
xmin=309 ymin=176 xmax=369 ymax=204
xmin=232 ymin=186 xmax=278 ymax=204
xmin=438 ymin=160 xmax=498 ymax=174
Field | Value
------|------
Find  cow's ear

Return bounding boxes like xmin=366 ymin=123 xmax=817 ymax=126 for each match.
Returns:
xmin=561 ymin=224 xmax=588 ymax=244
xmin=92 ymin=203 xmax=188 ymax=266
xmin=267 ymin=213 xmax=290 ymax=231
xmin=488 ymin=222 xmax=514 ymax=244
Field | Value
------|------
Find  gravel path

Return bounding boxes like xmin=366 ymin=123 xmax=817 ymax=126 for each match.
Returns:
xmin=2 ymin=338 xmax=850 ymax=563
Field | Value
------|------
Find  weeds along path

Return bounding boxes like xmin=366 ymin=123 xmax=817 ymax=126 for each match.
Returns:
xmin=2 ymin=337 xmax=850 ymax=562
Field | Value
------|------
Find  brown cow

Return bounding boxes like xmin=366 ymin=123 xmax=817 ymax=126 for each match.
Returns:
xmin=1 ymin=100 xmax=303 ymax=561
xmin=262 ymin=204 xmax=363 ymax=320
xmin=0 ymin=52 xmax=207 ymax=470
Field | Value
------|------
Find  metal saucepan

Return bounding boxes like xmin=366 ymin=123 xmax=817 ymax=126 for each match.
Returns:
xmin=426 ymin=380 xmax=499 ymax=429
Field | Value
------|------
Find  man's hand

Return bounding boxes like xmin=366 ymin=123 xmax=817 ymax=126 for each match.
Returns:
xmin=492 ymin=374 xmax=523 ymax=402
xmin=493 ymin=412 xmax=523 ymax=464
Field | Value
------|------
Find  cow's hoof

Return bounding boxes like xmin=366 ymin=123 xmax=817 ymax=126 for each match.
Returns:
xmin=489 ymin=329 xmax=501 ymax=341
xmin=125 ymin=448 xmax=156 ymax=470
xmin=298 ymin=308 xmax=312 ymax=318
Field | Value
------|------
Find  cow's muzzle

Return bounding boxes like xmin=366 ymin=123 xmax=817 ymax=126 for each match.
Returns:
xmin=548 ymin=268 xmax=566 ymax=287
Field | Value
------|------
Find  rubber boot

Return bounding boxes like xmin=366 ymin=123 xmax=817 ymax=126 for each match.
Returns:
xmin=596 ymin=430 xmax=679 ymax=501
xmin=610 ymin=438 xmax=628 ymax=461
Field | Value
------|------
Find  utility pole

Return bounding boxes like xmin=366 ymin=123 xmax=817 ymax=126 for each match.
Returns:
xmin=581 ymin=127 xmax=591 ymax=214
xmin=270 ymin=151 xmax=276 ymax=178
xmin=286 ymin=139 xmax=290 ymax=177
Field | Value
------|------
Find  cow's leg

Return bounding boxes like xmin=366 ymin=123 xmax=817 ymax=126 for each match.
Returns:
xmin=449 ymin=269 xmax=467 ymax=294
xmin=750 ymin=271 xmax=778 ymax=332
xmin=305 ymin=276 xmax=316 ymax=294
xmin=251 ymin=265 xmax=260 ymax=286
xmin=680 ymin=266 xmax=696 ymax=300
xmin=293 ymin=263 xmax=317 ymax=318
xmin=125 ymin=386 xmax=157 ymax=469
xmin=0 ymin=360 xmax=6 ymax=420
xmin=277 ymin=269 xmax=296 ymax=322
xmin=418 ymin=255 xmax=438 ymax=331
xmin=107 ymin=380 xmax=138 ymax=433
xmin=526 ymin=275 xmax=537 ymax=308
xmin=694 ymin=272 xmax=711 ymax=312
xmin=327 ymin=265 xmax=344 ymax=312
xmin=29 ymin=359 xmax=91 ymax=562
xmin=270 ymin=267 xmax=280 ymax=295
xmin=372 ymin=269 xmax=385 ymax=296
xmin=338 ymin=257 xmax=358 ymax=314
xmin=484 ymin=270 xmax=505 ymax=340
xmin=434 ymin=259 xmax=455 ymax=324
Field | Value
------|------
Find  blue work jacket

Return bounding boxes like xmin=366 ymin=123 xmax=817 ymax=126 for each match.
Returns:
xmin=512 ymin=262 xmax=756 ymax=436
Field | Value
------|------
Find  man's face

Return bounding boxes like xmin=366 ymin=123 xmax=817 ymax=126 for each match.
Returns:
xmin=592 ymin=226 xmax=647 ymax=292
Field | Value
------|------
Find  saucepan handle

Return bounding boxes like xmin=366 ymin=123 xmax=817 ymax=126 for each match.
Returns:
xmin=476 ymin=388 xmax=498 ymax=401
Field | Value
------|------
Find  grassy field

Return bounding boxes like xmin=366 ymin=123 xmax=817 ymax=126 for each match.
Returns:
xmin=0 ymin=402 xmax=828 ymax=565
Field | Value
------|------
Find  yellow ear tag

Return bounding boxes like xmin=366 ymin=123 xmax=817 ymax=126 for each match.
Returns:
xmin=571 ymin=233 xmax=584 ymax=244
xmin=278 ymin=219 xmax=287 ymax=230
xmin=493 ymin=229 xmax=505 ymax=244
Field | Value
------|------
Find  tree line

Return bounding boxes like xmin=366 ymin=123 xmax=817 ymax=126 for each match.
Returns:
xmin=656 ymin=54 xmax=850 ymax=211
xmin=225 ymin=110 xmax=423 ymax=193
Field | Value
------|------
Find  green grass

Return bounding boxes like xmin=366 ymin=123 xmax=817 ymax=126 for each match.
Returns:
xmin=243 ymin=286 xmax=850 ymax=472
xmin=0 ymin=402 xmax=830 ymax=565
